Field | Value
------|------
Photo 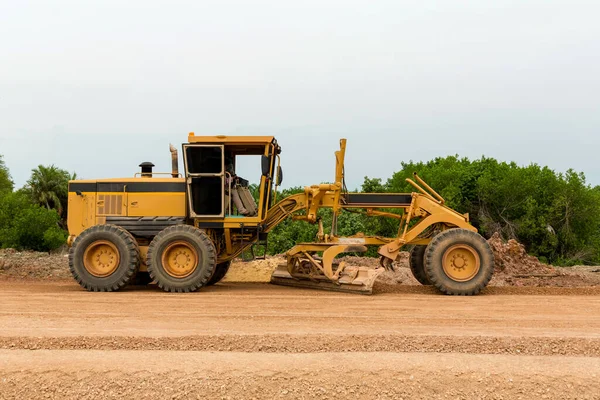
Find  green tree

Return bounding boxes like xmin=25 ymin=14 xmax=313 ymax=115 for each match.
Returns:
xmin=248 ymin=156 xmax=600 ymax=266
xmin=549 ymin=170 xmax=600 ymax=264
xmin=25 ymin=165 xmax=74 ymax=220
xmin=362 ymin=177 xmax=386 ymax=193
xmin=383 ymin=156 xmax=600 ymax=265
xmin=0 ymin=155 xmax=13 ymax=193
xmin=0 ymin=191 xmax=67 ymax=251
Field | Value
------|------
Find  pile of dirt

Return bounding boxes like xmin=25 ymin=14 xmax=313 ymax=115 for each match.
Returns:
xmin=370 ymin=252 xmax=421 ymax=286
xmin=488 ymin=232 xmax=555 ymax=277
xmin=485 ymin=233 xmax=599 ymax=287
xmin=372 ymin=234 xmax=600 ymax=288
xmin=0 ymin=248 xmax=71 ymax=280
xmin=223 ymin=254 xmax=421 ymax=286
xmin=223 ymin=257 xmax=283 ymax=283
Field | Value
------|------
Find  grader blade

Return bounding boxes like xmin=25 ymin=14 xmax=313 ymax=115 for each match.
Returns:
xmin=270 ymin=264 xmax=384 ymax=294
xmin=271 ymin=243 xmax=384 ymax=294
xmin=270 ymin=243 xmax=384 ymax=294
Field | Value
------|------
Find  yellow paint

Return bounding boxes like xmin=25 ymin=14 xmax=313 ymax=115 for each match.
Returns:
xmin=187 ymin=133 xmax=275 ymax=144
xmin=127 ymin=192 xmax=185 ymax=217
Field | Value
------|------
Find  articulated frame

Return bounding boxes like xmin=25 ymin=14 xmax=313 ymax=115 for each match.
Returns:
xmin=262 ymin=139 xmax=475 ymax=283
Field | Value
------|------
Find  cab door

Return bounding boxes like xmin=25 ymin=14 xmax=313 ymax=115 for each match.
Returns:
xmin=182 ymin=144 xmax=225 ymax=218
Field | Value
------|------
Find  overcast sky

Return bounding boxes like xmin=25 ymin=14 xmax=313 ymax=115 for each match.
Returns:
xmin=1 ymin=0 xmax=599 ymax=190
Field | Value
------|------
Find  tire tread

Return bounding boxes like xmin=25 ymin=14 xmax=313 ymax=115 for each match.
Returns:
xmin=424 ymin=229 xmax=494 ymax=296
xmin=147 ymin=225 xmax=217 ymax=293
xmin=68 ymin=224 xmax=139 ymax=292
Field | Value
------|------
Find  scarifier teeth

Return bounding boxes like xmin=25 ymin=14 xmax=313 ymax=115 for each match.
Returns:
xmin=379 ymin=257 xmax=395 ymax=272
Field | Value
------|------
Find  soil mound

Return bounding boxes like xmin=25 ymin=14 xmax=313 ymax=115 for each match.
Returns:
xmin=488 ymin=232 xmax=555 ymax=276
xmin=373 ymin=234 xmax=600 ymax=288
xmin=484 ymin=233 xmax=592 ymax=287
xmin=223 ymin=257 xmax=283 ymax=283
xmin=0 ymin=248 xmax=70 ymax=280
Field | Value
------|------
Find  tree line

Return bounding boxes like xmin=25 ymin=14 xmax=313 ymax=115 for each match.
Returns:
xmin=2 ymin=153 xmax=600 ymax=265
xmin=0 ymin=155 xmax=72 ymax=251
xmin=266 ymin=156 xmax=600 ymax=265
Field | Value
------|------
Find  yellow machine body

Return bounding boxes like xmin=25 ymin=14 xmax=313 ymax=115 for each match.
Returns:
xmin=67 ymin=134 xmax=489 ymax=295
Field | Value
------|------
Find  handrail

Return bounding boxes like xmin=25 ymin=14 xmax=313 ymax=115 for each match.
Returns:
xmin=225 ymin=172 xmax=232 ymax=215
xmin=273 ymin=154 xmax=281 ymax=204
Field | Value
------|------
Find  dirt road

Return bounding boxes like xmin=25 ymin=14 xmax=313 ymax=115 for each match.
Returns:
xmin=1 ymin=281 xmax=600 ymax=399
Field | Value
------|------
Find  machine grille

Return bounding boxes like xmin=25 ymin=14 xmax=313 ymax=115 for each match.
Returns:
xmin=97 ymin=194 xmax=124 ymax=216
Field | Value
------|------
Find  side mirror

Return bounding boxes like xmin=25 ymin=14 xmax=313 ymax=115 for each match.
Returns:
xmin=261 ymin=155 xmax=271 ymax=177
xmin=276 ymin=166 xmax=283 ymax=186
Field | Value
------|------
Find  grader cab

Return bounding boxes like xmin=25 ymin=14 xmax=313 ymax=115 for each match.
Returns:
xmin=67 ymin=134 xmax=494 ymax=295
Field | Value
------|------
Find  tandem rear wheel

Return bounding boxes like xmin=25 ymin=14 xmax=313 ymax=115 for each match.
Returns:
xmin=69 ymin=224 xmax=140 ymax=292
xmin=424 ymin=229 xmax=495 ymax=295
xmin=147 ymin=225 xmax=217 ymax=293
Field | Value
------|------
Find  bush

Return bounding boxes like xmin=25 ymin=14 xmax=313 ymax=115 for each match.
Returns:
xmin=0 ymin=191 xmax=67 ymax=252
xmin=384 ymin=157 xmax=600 ymax=265
xmin=263 ymin=156 xmax=600 ymax=266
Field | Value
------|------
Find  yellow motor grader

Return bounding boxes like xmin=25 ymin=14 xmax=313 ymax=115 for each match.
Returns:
xmin=67 ymin=134 xmax=494 ymax=295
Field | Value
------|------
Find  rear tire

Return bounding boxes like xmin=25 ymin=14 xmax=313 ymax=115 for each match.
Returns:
xmin=69 ymin=225 xmax=140 ymax=292
xmin=206 ymin=261 xmax=231 ymax=286
xmin=424 ymin=229 xmax=494 ymax=295
xmin=409 ymin=246 xmax=431 ymax=285
xmin=147 ymin=225 xmax=217 ymax=293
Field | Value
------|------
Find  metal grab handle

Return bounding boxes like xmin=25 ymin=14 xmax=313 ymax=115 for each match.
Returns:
xmin=225 ymin=172 xmax=232 ymax=215
xmin=273 ymin=154 xmax=281 ymax=204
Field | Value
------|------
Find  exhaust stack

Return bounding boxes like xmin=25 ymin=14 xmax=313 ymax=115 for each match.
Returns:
xmin=169 ymin=144 xmax=179 ymax=178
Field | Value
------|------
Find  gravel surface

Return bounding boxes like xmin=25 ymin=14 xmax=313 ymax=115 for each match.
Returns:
xmin=2 ymin=240 xmax=600 ymax=399
xmin=2 ymin=351 xmax=600 ymax=400
xmin=2 ymin=334 xmax=600 ymax=357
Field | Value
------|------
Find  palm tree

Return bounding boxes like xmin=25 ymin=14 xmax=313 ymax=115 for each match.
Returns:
xmin=26 ymin=165 xmax=72 ymax=216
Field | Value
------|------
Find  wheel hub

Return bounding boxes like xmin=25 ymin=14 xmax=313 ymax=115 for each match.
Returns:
xmin=83 ymin=240 xmax=120 ymax=277
xmin=162 ymin=241 xmax=199 ymax=278
xmin=442 ymin=245 xmax=481 ymax=282
xmin=451 ymin=254 xmax=466 ymax=269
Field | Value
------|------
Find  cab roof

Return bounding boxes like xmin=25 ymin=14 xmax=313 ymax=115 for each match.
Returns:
xmin=187 ymin=133 xmax=276 ymax=145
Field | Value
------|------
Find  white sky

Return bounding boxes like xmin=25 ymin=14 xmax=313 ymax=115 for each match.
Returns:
xmin=1 ymin=0 xmax=599 ymax=190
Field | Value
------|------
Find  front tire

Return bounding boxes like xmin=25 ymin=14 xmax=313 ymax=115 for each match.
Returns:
xmin=424 ymin=229 xmax=494 ymax=295
xmin=147 ymin=225 xmax=217 ymax=293
xmin=69 ymin=225 xmax=140 ymax=292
